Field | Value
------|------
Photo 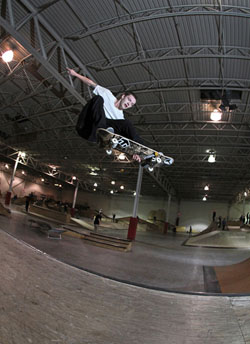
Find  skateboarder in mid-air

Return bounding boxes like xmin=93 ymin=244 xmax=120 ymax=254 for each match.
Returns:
xmin=67 ymin=68 xmax=144 ymax=151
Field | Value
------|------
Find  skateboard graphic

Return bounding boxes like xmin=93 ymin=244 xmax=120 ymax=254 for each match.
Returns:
xmin=97 ymin=128 xmax=174 ymax=172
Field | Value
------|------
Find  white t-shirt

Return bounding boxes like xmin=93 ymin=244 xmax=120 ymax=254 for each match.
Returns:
xmin=93 ymin=85 xmax=124 ymax=120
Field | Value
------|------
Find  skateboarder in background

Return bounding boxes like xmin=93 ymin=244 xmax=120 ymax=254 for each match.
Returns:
xmin=67 ymin=68 xmax=143 ymax=146
xmin=94 ymin=210 xmax=102 ymax=232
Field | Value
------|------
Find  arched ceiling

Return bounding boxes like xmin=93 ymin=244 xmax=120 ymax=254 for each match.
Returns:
xmin=1 ymin=0 xmax=250 ymax=202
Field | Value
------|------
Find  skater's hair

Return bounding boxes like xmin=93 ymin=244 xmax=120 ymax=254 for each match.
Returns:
xmin=117 ymin=91 xmax=137 ymax=101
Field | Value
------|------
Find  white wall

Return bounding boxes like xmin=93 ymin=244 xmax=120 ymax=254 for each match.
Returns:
xmin=178 ymin=200 xmax=230 ymax=231
xmin=0 ymin=171 xmax=59 ymax=200
xmin=229 ymin=200 xmax=250 ymax=220
xmin=61 ymin=188 xmax=178 ymax=222
xmin=2 ymin=168 xmax=249 ymax=229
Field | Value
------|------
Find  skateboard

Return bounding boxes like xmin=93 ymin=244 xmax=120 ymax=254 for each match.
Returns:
xmin=97 ymin=128 xmax=174 ymax=172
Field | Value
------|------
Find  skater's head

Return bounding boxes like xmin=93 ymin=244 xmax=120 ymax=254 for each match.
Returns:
xmin=116 ymin=91 xmax=137 ymax=110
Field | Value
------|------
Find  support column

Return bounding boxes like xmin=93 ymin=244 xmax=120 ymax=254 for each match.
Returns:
xmin=164 ymin=193 xmax=171 ymax=234
xmin=243 ymin=195 xmax=246 ymax=217
xmin=5 ymin=152 xmax=21 ymax=205
xmin=71 ymin=179 xmax=79 ymax=217
xmin=128 ymin=165 xmax=143 ymax=240
xmin=227 ymin=201 xmax=231 ymax=220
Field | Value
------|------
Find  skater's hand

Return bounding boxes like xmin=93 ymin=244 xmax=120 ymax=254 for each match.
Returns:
xmin=67 ymin=68 xmax=77 ymax=77
xmin=132 ymin=154 xmax=141 ymax=162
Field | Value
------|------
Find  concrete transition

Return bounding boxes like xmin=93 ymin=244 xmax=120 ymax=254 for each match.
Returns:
xmin=184 ymin=230 xmax=250 ymax=249
xmin=1 ymin=229 xmax=250 ymax=344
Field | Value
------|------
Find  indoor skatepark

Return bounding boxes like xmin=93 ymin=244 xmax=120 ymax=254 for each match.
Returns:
xmin=2 ymin=1 xmax=250 ymax=343
xmin=1 ymin=205 xmax=250 ymax=343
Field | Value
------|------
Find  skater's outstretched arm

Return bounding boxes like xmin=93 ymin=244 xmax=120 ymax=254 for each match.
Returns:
xmin=67 ymin=68 xmax=97 ymax=88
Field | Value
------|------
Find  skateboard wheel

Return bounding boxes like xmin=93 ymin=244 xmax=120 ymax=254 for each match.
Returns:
xmin=164 ymin=158 xmax=174 ymax=165
xmin=106 ymin=149 xmax=113 ymax=155
xmin=156 ymin=157 xmax=162 ymax=164
xmin=147 ymin=166 xmax=154 ymax=172
xmin=111 ymin=137 xmax=118 ymax=148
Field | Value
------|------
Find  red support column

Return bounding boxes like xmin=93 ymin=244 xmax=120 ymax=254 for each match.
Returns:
xmin=70 ymin=208 xmax=75 ymax=217
xmin=163 ymin=222 xmax=168 ymax=234
xmin=127 ymin=217 xmax=138 ymax=240
xmin=5 ymin=191 xmax=12 ymax=206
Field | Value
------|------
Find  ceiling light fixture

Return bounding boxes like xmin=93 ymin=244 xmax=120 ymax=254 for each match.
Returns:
xmin=118 ymin=153 xmax=126 ymax=160
xmin=203 ymin=196 xmax=207 ymax=201
xmin=204 ymin=185 xmax=209 ymax=191
xmin=207 ymin=150 xmax=216 ymax=163
xmin=210 ymin=109 xmax=222 ymax=121
xmin=2 ymin=50 xmax=14 ymax=63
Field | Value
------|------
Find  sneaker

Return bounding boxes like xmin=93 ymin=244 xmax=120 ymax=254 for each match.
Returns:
xmin=107 ymin=127 xmax=114 ymax=133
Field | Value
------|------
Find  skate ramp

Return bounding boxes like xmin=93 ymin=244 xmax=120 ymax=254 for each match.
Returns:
xmin=70 ymin=217 xmax=94 ymax=230
xmin=1 ymin=229 xmax=250 ymax=344
xmin=0 ymin=202 xmax=11 ymax=217
xmin=70 ymin=217 xmax=129 ymax=231
xmin=184 ymin=230 xmax=250 ymax=248
xmin=214 ymin=258 xmax=250 ymax=293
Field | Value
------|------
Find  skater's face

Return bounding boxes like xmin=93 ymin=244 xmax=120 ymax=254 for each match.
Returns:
xmin=119 ymin=94 xmax=136 ymax=110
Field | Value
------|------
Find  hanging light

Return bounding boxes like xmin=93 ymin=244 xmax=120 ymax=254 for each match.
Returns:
xmin=94 ymin=182 xmax=98 ymax=187
xmin=203 ymin=196 xmax=207 ymax=201
xmin=2 ymin=50 xmax=14 ymax=63
xmin=208 ymin=154 xmax=216 ymax=163
xmin=120 ymin=185 xmax=124 ymax=190
xmin=19 ymin=151 xmax=26 ymax=158
xmin=207 ymin=150 xmax=216 ymax=163
xmin=204 ymin=185 xmax=209 ymax=191
xmin=111 ymin=181 xmax=115 ymax=185
xmin=210 ymin=109 xmax=222 ymax=121
xmin=118 ymin=153 xmax=126 ymax=160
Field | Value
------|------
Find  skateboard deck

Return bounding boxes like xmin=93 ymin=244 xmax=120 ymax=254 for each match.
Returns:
xmin=97 ymin=128 xmax=174 ymax=172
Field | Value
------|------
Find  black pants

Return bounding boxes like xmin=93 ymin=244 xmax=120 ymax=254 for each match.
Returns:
xmin=76 ymin=95 xmax=143 ymax=144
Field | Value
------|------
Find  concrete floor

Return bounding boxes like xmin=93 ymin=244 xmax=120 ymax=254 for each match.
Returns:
xmin=1 ymin=208 xmax=250 ymax=294
xmin=1 ymin=227 xmax=250 ymax=344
